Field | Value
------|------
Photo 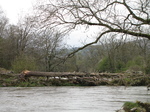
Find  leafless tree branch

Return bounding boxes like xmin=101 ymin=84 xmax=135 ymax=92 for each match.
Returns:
xmin=35 ymin=0 xmax=150 ymax=58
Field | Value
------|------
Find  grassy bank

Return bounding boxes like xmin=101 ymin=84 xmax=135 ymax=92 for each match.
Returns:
xmin=117 ymin=101 xmax=150 ymax=112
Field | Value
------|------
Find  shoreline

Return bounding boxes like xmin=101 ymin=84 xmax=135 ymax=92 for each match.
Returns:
xmin=0 ymin=72 xmax=150 ymax=87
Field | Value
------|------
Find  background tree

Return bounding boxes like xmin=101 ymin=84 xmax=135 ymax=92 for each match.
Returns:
xmin=0 ymin=8 xmax=8 ymax=38
xmin=0 ymin=8 xmax=10 ymax=68
xmin=32 ymin=29 xmax=64 ymax=72
xmin=136 ymin=38 xmax=150 ymax=73
xmin=0 ymin=6 xmax=66 ymax=72
xmin=1 ymin=16 xmax=35 ymax=69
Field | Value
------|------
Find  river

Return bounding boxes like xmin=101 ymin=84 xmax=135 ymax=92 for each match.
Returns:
xmin=0 ymin=86 xmax=150 ymax=112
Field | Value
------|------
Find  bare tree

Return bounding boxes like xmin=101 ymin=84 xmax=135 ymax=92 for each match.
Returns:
xmin=31 ymin=28 xmax=64 ymax=72
xmin=42 ymin=31 xmax=63 ymax=72
xmin=136 ymin=37 xmax=150 ymax=73
xmin=16 ymin=17 xmax=35 ymax=55
xmin=0 ymin=8 xmax=8 ymax=38
xmin=36 ymin=0 xmax=150 ymax=57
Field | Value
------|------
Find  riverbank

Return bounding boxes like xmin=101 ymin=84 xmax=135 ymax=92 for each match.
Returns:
xmin=0 ymin=71 xmax=150 ymax=87
xmin=117 ymin=101 xmax=150 ymax=112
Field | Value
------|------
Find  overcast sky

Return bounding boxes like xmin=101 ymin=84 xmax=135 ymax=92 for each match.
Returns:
xmin=0 ymin=0 xmax=95 ymax=47
xmin=0 ymin=0 xmax=36 ymax=24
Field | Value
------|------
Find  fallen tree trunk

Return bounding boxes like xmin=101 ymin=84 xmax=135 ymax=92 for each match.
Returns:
xmin=21 ymin=70 xmax=124 ymax=78
xmin=21 ymin=70 xmax=96 ymax=78
xmin=20 ymin=70 xmax=141 ymax=82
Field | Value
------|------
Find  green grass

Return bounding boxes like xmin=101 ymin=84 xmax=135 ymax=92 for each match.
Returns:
xmin=123 ymin=101 xmax=148 ymax=112
xmin=123 ymin=102 xmax=140 ymax=110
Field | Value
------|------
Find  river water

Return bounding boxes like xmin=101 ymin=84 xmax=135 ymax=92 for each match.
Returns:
xmin=0 ymin=86 xmax=150 ymax=112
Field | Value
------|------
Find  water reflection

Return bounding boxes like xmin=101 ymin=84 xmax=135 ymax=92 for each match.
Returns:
xmin=0 ymin=86 xmax=149 ymax=112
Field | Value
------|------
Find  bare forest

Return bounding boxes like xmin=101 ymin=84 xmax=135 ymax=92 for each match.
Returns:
xmin=0 ymin=0 xmax=150 ymax=74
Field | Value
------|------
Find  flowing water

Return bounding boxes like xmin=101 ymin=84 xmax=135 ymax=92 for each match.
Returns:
xmin=0 ymin=86 xmax=150 ymax=112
